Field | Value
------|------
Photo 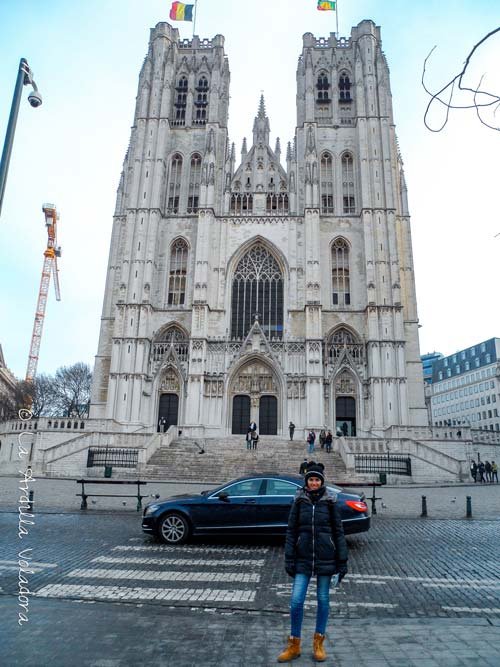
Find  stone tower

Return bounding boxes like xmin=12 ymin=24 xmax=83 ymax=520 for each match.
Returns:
xmin=90 ymin=19 xmax=428 ymax=438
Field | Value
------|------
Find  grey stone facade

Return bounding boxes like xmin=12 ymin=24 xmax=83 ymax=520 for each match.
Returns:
xmin=89 ymin=19 xmax=428 ymax=438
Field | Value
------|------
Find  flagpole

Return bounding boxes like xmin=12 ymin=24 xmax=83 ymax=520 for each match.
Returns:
xmin=193 ymin=0 xmax=198 ymax=38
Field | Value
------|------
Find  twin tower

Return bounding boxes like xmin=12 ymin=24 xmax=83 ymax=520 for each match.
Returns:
xmin=89 ymin=20 xmax=428 ymax=438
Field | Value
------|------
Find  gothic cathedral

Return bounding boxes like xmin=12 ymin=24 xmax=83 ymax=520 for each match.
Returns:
xmin=89 ymin=19 xmax=428 ymax=439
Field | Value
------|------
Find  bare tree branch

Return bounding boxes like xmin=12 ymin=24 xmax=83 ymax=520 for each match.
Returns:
xmin=422 ymin=27 xmax=500 ymax=132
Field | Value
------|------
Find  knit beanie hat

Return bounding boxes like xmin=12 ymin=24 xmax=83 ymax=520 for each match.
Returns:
xmin=304 ymin=461 xmax=325 ymax=485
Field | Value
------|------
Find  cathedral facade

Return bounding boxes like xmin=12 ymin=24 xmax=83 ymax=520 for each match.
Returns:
xmin=89 ymin=19 xmax=428 ymax=438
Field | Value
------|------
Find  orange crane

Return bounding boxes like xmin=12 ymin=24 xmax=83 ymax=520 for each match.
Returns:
xmin=26 ymin=203 xmax=61 ymax=382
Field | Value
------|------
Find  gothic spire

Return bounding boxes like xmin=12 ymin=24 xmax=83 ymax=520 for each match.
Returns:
xmin=253 ymin=94 xmax=270 ymax=146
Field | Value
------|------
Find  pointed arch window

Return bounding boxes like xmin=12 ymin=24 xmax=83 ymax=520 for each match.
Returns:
xmin=174 ymin=75 xmax=188 ymax=125
xmin=231 ymin=245 xmax=283 ymax=340
xmin=194 ymin=75 xmax=209 ymax=125
xmin=266 ymin=193 xmax=289 ymax=215
xmin=167 ymin=154 xmax=183 ymax=214
xmin=320 ymin=152 xmax=334 ymax=214
xmin=316 ymin=71 xmax=330 ymax=103
xmin=332 ymin=238 xmax=350 ymax=306
xmin=341 ymin=153 xmax=355 ymax=214
xmin=327 ymin=327 xmax=363 ymax=363
xmin=230 ymin=193 xmax=253 ymax=214
xmin=187 ymin=154 xmax=202 ymax=213
xmin=167 ymin=238 xmax=188 ymax=305
xmin=339 ymin=72 xmax=351 ymax=102
xmin=153 ymin=325 xmax=189 ymax=362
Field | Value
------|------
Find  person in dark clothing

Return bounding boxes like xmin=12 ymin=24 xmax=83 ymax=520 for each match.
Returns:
xmin=470 ymin=461 xmax=477 ymax=483
xmin=277 ymin=463 xmax=348 ymax=663
xmin=491 ymin=461 xmax=498 ymax=483
xmin=325 ymin=430 xmax=333 ymax=454
xmin=299 ymin=459 xmax=308 ymax=475
xmin=485 ymin=461 xmax=492 ymax=483
xmin=478 ymin=461 xmax=486 ymax=483
xmin=289 ymin=422 xmax=296 ymax=441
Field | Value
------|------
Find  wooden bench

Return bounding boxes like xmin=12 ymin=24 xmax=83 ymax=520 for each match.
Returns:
xmin=76 ymin=479 xmax=148 ymax=511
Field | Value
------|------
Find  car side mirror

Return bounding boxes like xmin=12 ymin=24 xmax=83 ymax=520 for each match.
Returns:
xmin=217 ymin=491 xmax=229 ymax=502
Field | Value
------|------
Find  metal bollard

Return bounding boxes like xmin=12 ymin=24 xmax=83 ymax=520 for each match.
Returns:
xmin=466 ymin=496 xmax=472 ymax=518
xmin=28 ymin=490 xmax=34 ymax=512
xmin=421 ymin=495 xmax=428 ymax=517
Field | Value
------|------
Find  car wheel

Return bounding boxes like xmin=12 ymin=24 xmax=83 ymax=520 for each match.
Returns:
xmin=158 ymin=513 xmax=190 ymax=545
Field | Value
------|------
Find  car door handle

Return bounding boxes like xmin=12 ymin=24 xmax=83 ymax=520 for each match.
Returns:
xmin=244 ymin=499 xmax=257 ymax=504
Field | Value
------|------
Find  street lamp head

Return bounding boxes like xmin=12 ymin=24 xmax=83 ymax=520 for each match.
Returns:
xmin=21 ymin=60 xmax=42 ymax=108
xmin=28 ymin=89 xmax=42 ymax=108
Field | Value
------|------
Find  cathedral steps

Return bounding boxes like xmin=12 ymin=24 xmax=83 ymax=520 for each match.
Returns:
xmin=137 ymin=435 xmax=350 ymax=484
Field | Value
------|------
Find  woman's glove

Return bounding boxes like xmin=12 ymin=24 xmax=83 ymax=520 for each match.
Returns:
xmin=336 ymin=561 xmax=348 ymax=582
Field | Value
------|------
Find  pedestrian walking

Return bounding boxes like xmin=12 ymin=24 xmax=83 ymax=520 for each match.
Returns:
xmin=306 ymin=430 xmax=316 ymax=454
xmin=299 ymin=459 xmax=308 ymax=475
xmin=289 ymin=421 xmax=296 ymax=441
xmin=319 ymin=429 xmax=326 ymax=450
xmin=491 ymin=461 xmax=498 ymax=483
xmin=278 ymin=462 xmax=348 ymax=663
xmin=251 ymin=429 xmax=259 ymax=450
xmin=485 ymin=461 xmax=492 ymax=483
xmin=246 ymin=429 xmax=252 ymax=450
xmin=478 ymin=461 xmax=486 ymax=483
xmin=325 ymin=430 xmax=333 ymax=454
xmin=158 ymin=417 xmax=167 ymax=433
xmin=470 ymin=461 xmax=477 ymax=483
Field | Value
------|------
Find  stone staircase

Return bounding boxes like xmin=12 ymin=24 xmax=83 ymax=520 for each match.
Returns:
xmin=137 ymin=435 xmax=350 ymax=484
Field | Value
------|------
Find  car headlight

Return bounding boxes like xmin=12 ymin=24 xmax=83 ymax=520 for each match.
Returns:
xmin=144 ymin=503 xmax=161 ymax=516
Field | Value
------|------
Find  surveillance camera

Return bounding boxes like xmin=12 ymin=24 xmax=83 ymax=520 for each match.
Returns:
xmin=28 ymin=90 xmax=42 ymax=108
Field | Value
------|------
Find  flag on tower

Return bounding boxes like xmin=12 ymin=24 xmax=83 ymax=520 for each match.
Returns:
xmin=317 ymin=0 xmax=336 ymax=10
xmin=169 ymin=1 xmax=194 ymax=21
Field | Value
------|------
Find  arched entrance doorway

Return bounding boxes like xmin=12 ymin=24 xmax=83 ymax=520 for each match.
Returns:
xmin=157 ymin=368 xmax=180 ymax=432
xmin=259 ymin=395 xmax=277 ymax=435
xmin=230 ymin=359 xmax=280 ymax=435
xmin=232 ymin=395 xmax=251 ymax=434
xmin=158 ymin=393 xmax=179 ymax=432
xmin=334 ymin=369 xmax=357 ymax=436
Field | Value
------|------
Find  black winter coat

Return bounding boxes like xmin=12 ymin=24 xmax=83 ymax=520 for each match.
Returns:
xmin=285 ymin=487 xmax=348 ymax=577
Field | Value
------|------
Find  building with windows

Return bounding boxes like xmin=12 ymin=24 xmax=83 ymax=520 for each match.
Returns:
xmin=88 ymin=19 xmax=428 ymax=439
xmin=421 ymin=352 xmax=443 ymax=384
xmin=429 ymin=338 xmax=500 ymax=433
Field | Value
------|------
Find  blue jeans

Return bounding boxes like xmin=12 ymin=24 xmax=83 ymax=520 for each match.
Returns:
xmin=290 ymin=573 xmax=332 ymax=637
xmin=308 ymin=442 xmax=315 ymax=454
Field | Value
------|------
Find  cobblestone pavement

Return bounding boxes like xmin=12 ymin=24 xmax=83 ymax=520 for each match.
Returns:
xmin=1 ymin=512 xmax=500 ymax=620
xmin=2 ymin=596 xmax=500 ymax=667
xmin=2 ymin=474 xmax=500 ymax=519
xmin=2 ymin=510 xmax=500 ymax=665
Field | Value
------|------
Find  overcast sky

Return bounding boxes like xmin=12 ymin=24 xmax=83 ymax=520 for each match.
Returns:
xmin=0 ymin=0 xmax=498 ymax=379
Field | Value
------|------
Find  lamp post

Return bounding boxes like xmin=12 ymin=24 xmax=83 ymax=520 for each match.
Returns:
xmin=0 ymin=58 xmax=42 ymax=219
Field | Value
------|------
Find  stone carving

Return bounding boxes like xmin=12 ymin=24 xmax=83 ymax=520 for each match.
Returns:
xmin=160 ymin=368 xmax=180 ymax=392
xmin=232 ymin=360 xmax=278 ymax=395
xmin=335 ymin=369 xmax=355 ymax=395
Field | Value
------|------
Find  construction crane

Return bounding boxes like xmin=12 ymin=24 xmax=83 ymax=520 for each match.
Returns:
xmin=25 ymin=203 xmax=61 ymax=382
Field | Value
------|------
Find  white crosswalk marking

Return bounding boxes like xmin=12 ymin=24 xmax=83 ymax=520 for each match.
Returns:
xmin=66 ymin=568 xmax=261 ymax=583
xmin=35 ymin=584 xmax=256 ymax=603
xmin=92 ymin=556 xmax=265 ymax=567
xmin=112 ymin=545 xmax=269 ymax=555
xmin=349 ymin=574 xmax=500 ymax=586
xmin=0 ymin=560 xmax=57 ymax=568
xmin=442 ymin=606 xmax=500 ymax=614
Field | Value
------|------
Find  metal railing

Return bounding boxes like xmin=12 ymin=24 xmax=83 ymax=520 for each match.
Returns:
xmin=354 ymin=453 xmax=412 ymax=476
xmin=86 ymin=447 xmax=139 ymax=468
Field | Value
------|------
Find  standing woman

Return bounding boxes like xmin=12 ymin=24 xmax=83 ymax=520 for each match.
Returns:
xmin=278 ymin=463 xmax=348 ymax=663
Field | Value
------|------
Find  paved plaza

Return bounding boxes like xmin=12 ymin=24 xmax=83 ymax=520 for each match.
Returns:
xmin=1 ymin=478 xmax=500 ymax=666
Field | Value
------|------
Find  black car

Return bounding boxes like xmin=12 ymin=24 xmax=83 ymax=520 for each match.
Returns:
xmin=142 ymin=474 xmax=370 ymax=544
